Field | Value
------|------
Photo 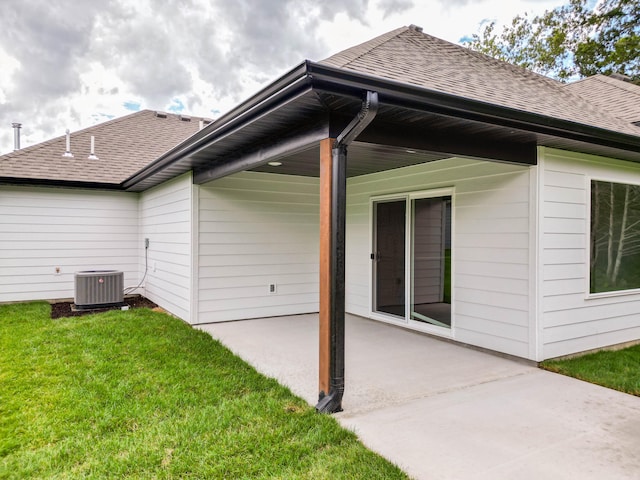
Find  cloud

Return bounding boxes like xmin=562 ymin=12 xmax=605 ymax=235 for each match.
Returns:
xmin=0 ymin=0 xmax=376 ymax=152
xmin=213 ymin=0 xmax=368 ymax=92
xmin=433 ymin=0 xmax=473 ymax=5
xmin=0 ymin=1 xmax=106 ymax=100
xmin=0 ymin=0 xmax=565 ymax=153
xmin=87 ymin=2 xmax=195 ymax=104
xmin=0 ymin=0 xmax=118 ymax=150
xmin=378 ymin=0 xmax=414 ymax=18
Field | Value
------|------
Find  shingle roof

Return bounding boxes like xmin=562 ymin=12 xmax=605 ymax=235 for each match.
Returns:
xmin=5 ymin=26 xmax=640 ymax=190
xmin=563 ymin=74 xmax=640 ymax=125
xmin=320 ymin=25 xmax=640 ymax=137
xmin=0 ymin=110 xmax=207 ymax=185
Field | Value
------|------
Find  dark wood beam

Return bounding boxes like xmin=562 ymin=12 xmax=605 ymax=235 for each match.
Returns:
xmin=327 ymin=112 xmax=537 ymax=165
xmin=358 ymin=120 xmax=537 ymax=165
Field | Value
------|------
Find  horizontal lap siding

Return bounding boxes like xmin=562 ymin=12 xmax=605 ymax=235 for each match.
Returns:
xmin=139 ymin=173 xmax=192 ymax=321
xmin=0 ymin=186 xmax=138 ymax=302
xmin=541 ymin=148 xmax=640 ymax=359
xmin=198 ymin=172 xmax=319 ymax=322
xmin=346 ymin=158 xmax=532 ymax=358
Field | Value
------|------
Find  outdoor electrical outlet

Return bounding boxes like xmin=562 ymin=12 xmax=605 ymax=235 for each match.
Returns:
xmin=268 ymin=283 xmax=277 ymax=294
xmin=145 ymin=238 xmax=149 ymax=248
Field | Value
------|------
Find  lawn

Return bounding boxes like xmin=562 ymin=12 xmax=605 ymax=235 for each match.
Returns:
xmin=0 ymin=302 xmax=408 ymax=479
xmin=541 ymin=345 xmax=640 ymax=396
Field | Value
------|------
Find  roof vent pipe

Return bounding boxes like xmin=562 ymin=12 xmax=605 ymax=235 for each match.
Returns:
xmin=12 ymin=123 xmax=21 ymax=151
xmin=199 ymin=119 xmax=204 ymax=130
xmin=88 ymin=135 xmax=99 ymax=160
xmin=62 ymin=129 xmax=74 ymax=158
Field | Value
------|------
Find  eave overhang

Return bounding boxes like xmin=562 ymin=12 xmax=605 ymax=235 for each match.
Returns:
xmin=122 ymin=61 xmax=640 ymax=191
xmin=41 ymin=60 xmax=640 ymax=192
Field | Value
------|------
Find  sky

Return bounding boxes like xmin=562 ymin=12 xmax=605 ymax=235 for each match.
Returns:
xmin=0 ymin=0 xmax=569 ymax=153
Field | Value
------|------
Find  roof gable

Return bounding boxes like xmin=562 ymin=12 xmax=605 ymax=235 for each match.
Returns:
xmin=0 ymin=110 xmax=207 ymax=185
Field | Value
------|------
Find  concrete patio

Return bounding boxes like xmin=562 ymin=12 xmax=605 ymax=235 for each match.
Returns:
xmin=198 ymin=314 xmax=640 ymax=479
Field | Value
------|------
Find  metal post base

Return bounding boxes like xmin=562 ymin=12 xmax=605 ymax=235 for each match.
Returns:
xmin=315 ymin=389 xmax=344 ymax=414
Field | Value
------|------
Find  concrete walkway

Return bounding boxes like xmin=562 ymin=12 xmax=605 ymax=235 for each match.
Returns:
xmin=198 ymin=314 xmax=640 ymax=480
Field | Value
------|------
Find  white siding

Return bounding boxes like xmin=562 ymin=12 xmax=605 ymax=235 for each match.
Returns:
xmin=0 ymin=186 xmax=138 ymax=302
xmin=347 ymin=157 xmax=534 ymax=358
xmin=540 ymin=148 xmax=640 ymax=359
xmin=198 ymin=171 xmax=319 ymax=322
xmin=139 ymin=172 xmax=193 ymax=322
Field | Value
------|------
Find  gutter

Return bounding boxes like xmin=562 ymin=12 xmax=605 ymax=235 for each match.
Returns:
xmin=306 ymin=62 xmax=640 ymax=153
xmin=122 ymin=61 xmax=640 ymax=192
xmin=0 ymin=176 xmax=123 ymax=191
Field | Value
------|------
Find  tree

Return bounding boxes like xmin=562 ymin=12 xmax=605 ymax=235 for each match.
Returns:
xmin=591 ymin=181 xmax=640 ymax=293
xmin=465 ymin=0 xmax=640 ymax=83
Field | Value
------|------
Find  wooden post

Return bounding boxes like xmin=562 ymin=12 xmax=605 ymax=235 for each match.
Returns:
xmin=318 ymin=137 xmax=333 ymax=397
xmin=317 ymin=137 xmax=346 ymax=413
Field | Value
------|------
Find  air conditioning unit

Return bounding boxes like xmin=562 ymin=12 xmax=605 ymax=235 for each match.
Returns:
xmin=74 ymin=270 xmax=124 ymax=309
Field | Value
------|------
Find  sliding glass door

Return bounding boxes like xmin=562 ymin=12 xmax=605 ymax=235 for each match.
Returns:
xmin=373 ymin=200 xmax=406 ymax=317
xmin=373 ymin=191 xmax=452 ymax=330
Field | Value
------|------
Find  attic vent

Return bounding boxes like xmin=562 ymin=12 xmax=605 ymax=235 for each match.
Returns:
xmin=610 ymin=72 xmax=632 ymax=82
xmin=155 ymin=112 xmax=167 ymax=118
xmin=180 ymin=115 xmax=191 ymax=122
xmin=409 ymin=24 xmax=423 ymax=33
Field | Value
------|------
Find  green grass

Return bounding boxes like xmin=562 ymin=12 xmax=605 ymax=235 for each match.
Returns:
xmin=0 ymin=302 xmax=408 ymax=479
xmin=541 ymin=345 xmax=640 ymax=396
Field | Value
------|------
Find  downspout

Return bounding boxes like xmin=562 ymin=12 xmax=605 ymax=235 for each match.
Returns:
xmin=316 ymin=91 xmax=378 ymax=413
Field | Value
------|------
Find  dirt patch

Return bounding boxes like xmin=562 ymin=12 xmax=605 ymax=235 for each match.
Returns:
xmin=51 ymin=296 xmax=158 ymax=319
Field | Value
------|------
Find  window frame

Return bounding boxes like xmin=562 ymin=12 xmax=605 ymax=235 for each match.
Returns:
xmin=586 ymin=176 xmax=640 ymax=299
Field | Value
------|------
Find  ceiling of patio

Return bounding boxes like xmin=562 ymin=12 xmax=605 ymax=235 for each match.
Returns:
xmin=249 ymin=141 xmax=451 ymax=177
xmin=197 ymin=96 xmax=541 ymax=182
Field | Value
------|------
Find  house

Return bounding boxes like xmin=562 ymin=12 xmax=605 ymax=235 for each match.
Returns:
xmin=0 ymin=110 xmax=208 ymax=318
xmin=2 ymin=25 xmax=640 ymax=412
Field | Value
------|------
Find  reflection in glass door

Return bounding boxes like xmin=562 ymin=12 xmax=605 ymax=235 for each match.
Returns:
xmin=372 ymin=194 xmax=452 ymax=329
xmin=411 ymin=197 xmax=451 ymax=327
xmin=373 ymin=200 xmax=406 ymax=318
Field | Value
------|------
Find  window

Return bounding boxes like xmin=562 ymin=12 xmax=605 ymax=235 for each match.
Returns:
xmin=590 ymin=180 xmax=640 ymax=294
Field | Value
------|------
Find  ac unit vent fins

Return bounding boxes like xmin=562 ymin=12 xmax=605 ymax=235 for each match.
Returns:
xmin=74 ymin=270 xmax=124 ymax=309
